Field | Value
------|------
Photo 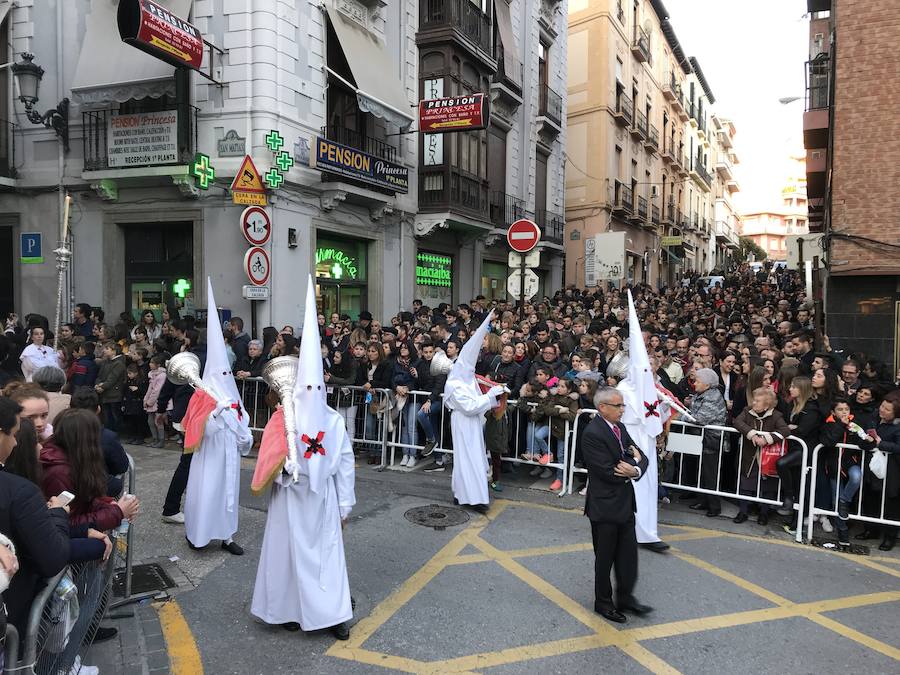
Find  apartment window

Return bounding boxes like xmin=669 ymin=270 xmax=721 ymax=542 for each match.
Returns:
xmin=538 ymin=42 xmax=549 ymax=92
xmin=615 ymin=58 xmax=623 ymax=84
xmin=615 ymin=145 xmax=623 ymax=180
xmin=535 ymin=149 xmax=548 ymax=215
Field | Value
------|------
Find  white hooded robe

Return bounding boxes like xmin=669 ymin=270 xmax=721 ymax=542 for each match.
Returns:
xmin=184 ymin=279 xmax=253 ymax=547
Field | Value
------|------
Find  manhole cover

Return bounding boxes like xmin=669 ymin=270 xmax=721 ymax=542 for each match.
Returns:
xmin=113 ymin=563 xmax=178 ymax=597
xmin=404 ymin=504 xmax=469 ymax=531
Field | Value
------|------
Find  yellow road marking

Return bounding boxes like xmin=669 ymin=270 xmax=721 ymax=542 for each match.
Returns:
xmin=157 ymin=600 xmax=203 ymax=675
xmin=327 ymin=499 xmax=900 ymax=674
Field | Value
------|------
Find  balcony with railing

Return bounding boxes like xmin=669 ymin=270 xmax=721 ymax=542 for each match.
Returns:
xmin=804 ymin=55 xmax=830 ymax=150
xmin=715 ymin=220 xmax=740 ymax=249
xmin=631 ymin=109 xmax=647 ymax=140
xmin=536 ymin=209 xmax=564 ymax=245
xmin=612 ymin=94 xmax=633 ymax=126
xmin=645 ymin=124 xmax=659 ymax=152
xmin=690 ymin=157 xmax=713 ymax=190
xmin=83 ymin=104 xmax=198 ymax=172
xmin=494 ymin=46 xmax=523 ymax=94
xmin=651 ymin=202 xmax=660 ymax=225
xmin=715 ymin=152 xmax=733 ymax=181
xmin=635 ymin=195 xmax=648 ymax=223
xmin=419 ymin=0 xmax=492 ymax=55
xmin=538 ymin=83 xmax=563 ymax=128
xmin=490 ymin=191 xmax=526 ymax=229
xmin=631 ymin=26 xmax=651 ymax=63
xmin=612 ymin=179 xmax=633 ymax=214
xmin=420 ymin=166 xmax=489 ymax=221
xmin=322 ymin=125 xmax=397 ymax=163
xmin=0 ymin=120 xmax=16 ymax=180
xmin=688 ymin=100 xmax=698 ymax=128
xmin=690 ymin=212 xmax=700 ymax=231
xmin=662 ymin=200 xmax=674 ymax=224
xmin=664 ymin=72 xmax=688 ymax=119
xmin=661 ymin=139 xmax=676 ymax=164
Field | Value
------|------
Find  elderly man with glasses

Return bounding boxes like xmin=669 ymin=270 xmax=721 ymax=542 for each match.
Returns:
xmin=581 ymin=387 xmax=651 ymax=624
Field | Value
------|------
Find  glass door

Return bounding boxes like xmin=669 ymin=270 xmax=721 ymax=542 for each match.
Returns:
xmin=317 ymin=282 xmax=364 ymax=319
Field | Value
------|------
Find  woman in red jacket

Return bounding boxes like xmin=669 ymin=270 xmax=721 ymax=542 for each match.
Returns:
xmin=39 ymin=408 xmax=140 ymax=531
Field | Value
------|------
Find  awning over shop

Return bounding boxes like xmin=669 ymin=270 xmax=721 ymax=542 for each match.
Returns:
xmin=493 ymin=0 xmax=519 ymax=83
xmin=325 ymin=6 xmax=414 ymax=129
xmin=71 ymin=0 xmax=192 ymax=105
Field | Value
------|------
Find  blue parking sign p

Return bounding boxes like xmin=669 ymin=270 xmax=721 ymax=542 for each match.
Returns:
xmin=20 ymin=233 xmax=43 ymax=264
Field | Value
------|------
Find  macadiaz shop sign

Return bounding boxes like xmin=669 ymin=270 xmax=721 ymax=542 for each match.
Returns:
xmin=311 ymin=137 xmax=409 ymax=194
xmin=118 ymin=0 xmax=203 ymax=70
xmin=419 ymin=93 xmax=489 ymax=133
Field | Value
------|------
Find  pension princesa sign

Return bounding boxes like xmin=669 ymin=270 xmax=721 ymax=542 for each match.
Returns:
xmin=312 ymin=137 xmax=408 ymax=194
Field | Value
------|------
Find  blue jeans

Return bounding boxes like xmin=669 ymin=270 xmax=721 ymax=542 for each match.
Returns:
xmin=398 ymin=402 xmax=418 ymax=456
xmin=830 ymin=464 xmax=862 ymax=534
xmin=416 ymin=404 xmax=442 ymax=442
xmin=363 ymin=410 xmax=382 ymax=457
xmin=527 ymin=422 xmax=550 ymax=457
xmin=553 ymin=436 xmax=566 ymax=481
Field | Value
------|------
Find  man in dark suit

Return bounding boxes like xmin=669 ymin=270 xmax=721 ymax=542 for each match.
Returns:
xmin=582 ymin=387 xmax=652 ymax=623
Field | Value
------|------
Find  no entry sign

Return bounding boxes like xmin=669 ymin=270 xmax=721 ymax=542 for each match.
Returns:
xmin=507 ymin=219 xmax=541 ymax=253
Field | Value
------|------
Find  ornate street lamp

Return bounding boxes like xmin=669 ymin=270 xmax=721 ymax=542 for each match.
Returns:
xmin=11 ymin=53 xmax=69 ymax=151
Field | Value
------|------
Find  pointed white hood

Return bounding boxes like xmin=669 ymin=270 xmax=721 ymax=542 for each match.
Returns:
xmin=285 ymin=275 xmax=340 ymax=493
xmin=202 ymin=277 xmax=243 ymax=408
xmin=620 ymin=290 xmax=663 ymax=437
xmin=446 ymin=309 xmax=495 ymax=386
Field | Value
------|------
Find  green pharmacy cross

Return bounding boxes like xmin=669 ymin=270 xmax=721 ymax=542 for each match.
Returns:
xmin=331 ymin=263 xmax=343 ymax=279
xmin=265 ymin=130 xmax=284 ymax=153
xmin=190 ymin=153 xmax=215 ymax=189
xmin=275 ymin=150 xmax=294 ymax=172
xmin=264 ymin=168 xmax=284 ymax=189
xmin=173 ymin=278 xmax=192 ymax=299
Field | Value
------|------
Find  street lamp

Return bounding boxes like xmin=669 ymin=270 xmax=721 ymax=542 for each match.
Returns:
xmin=778 ymin=96 xmax=803 ymax=105
xmin=11 ymin=53 xmax=69 ymax=151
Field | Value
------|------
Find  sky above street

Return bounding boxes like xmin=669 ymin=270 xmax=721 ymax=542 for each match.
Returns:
xmin=662 ymin=0 xmax=810 ymax=213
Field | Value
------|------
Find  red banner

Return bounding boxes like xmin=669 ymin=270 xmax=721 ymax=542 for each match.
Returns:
xmin=118 ymin=0 xmax=204 ymax=70
xmin=419 ymin=93 xmax=489 ymax=133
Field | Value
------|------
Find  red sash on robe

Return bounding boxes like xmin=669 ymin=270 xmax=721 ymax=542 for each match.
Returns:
xmin=251 ymin=407 xmax=288 ymax=495
xmin=182 ymin=389 xmax=217 ymax=454
xmin=476 ymin=374 xmax=507 ymax=419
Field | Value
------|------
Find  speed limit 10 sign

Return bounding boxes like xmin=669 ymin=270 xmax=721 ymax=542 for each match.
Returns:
xmin=240 ymin=206 xmax=272 ymax=246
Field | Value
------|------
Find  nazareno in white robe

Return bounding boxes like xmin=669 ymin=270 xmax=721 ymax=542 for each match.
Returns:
xmin=184 ymin=406 xmax=253 ymax=547
xmin=251 ymin=409 xmax=356 ymax=631
xmin=444 ymin=374 xmax=496 ymax=507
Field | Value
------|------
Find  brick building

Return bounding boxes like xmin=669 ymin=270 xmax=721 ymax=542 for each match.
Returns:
xmin=804 ymin=0 xmax=900 ymax=366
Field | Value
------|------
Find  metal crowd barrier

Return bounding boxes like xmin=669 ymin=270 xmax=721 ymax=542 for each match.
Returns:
xmin=4 ymin=458 xmax=132 ymax=673
xmin=235 ymin=376 xmax=271 ymax=433
xmin=325 ymin=385 xmax=392 ymax=467
xmin=806 ymin=442 xmax=900 ymax=544
xmin=568 ymin=411 xmax=809 ymax=542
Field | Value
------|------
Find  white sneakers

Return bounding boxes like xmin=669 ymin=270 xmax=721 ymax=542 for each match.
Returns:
xmin=399 ymin=456 xmax=418 ymax=469
xmin=399 ymin=456 xmax=410 ymax=467
xmin=819 ymin=515 xmax=834 ymax=533
xmin=161 ymin=512 xmax=185 ymax=524
xmin=64 ymin=655 xmax=99 ymax=675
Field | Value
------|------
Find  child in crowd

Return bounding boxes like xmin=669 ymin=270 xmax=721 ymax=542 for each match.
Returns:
xmin=537 ymin=377 xmax=579 ymax=491
xmin=68 ymin=341 xmax=98 ymax=390
xmin=144 ymin=354 xmax=169 ymax=448
xmin=94 ymin=342 xmax=126 ymax=432
xmin=732 ymin=387 xmax=792 ymax=526
xmin=516 ymin=379 xmax=552 ymax=478
xmin=122 ymin=363 xmax=148 ymax=444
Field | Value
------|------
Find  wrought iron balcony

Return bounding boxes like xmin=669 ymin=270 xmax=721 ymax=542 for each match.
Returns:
xmin=494 ymin=47 xmax=523 ymax=92
xmin=612 ymin=95 xmax=633 ymax=126
xmin=612 ymin=179 xmax=633 ymax=214
xmin=651 ymin=203 xmax=660 ymax=225
xmin=322 ymin=125 xmax=397 ymax=163
xmin=636 ymin=195 xmax=648 ymax=221
xmin=420 ymin=166 xmax=489 ymax=221
xmin=806 ymin=55 xmax=831 ymax=111
xmin=82 ymin=104 xmax=198 ymax=172
xmin=631 ymin=109 xmax=647 ymax=140
xmin=646 ymin=124 xmax=659 ymax=152
xmin=631 ymin=26 xmax=651 ymax=64
xmin=662 ymin=201 xmax=674 ymax=224
xmin=420 ymin=0 xmax=492 ymax=54
xmin=536 ymin=209 xmax=564 ymax=245
xmin=490 ymin=190 xmax=526 ymax=229
xmin=690 ymin=158 xmax=713 ymax=189
xmin=661 ymin=140 xmax=676 ymax=163
xmin=538 ymin=83 xmax=563 ymax=126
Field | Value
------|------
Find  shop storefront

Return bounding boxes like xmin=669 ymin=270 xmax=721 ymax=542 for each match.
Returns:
xmin=480 ymin=260 xmax=507 ymax=301
xmin=415 ymin=250 xmax=453 ymax=307
xmin=315 ymin=234 xmax=368 ymax=318
xmin=123 ymin=221 xmax=194 ymax=320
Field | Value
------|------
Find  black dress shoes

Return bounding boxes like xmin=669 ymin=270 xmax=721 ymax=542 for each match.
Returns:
xmin=706 ymin=510 xmax=721 ymax=518
xmin=618 ymin=599 xmax=654 ymax=615
xmin=471 ymin=504 xmax=489 ymax=514
xmin=733 ymin=512 xmax=748 ymax=524
xmin=639 ymin=541 xmax=670 ymax=553
xmin=689 ymin=503 xmax=707 ymax=511
xmin=331 ymin=622 xmax=351 ymax=640
xmin=595 ymin=607 xmax=627 ymax=623
xmin=221 ymin=541 xmax=244 ymax=556
xmin=281 ymin=622 xmax=301 ymax=632
xmin=185 ymin=536 xmax=203 ymax=550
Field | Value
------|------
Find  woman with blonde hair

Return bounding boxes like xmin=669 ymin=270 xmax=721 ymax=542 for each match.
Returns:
xmin=775 ymin=375 xmax=823 ymax=519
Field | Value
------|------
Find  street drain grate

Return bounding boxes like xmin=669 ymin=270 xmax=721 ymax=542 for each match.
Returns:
xmin=113 ymin=563 xmax=178 ymax=597
xmin=404 ymin=504 xmax=470 ymax=531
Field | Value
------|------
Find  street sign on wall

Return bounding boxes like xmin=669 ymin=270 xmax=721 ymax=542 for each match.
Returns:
xmin=584 ymin=237 xmax=597 ymax=287
xmin=507 ymin=219 xmax=541 ymax=253
xmin=507 ymin=268 xmax=539 ymax=300
xmin=20 ymin=233 xmax=42 ymax=264
xmin=419 ymin=93 xmax=489 ymax=133
xmin=244 ymin=247 xmax=271 ymax=286
xmin=593 ymin=232 xmax=626 ymax=281
xmin=117 ymin=0 xmax=203 ymax=70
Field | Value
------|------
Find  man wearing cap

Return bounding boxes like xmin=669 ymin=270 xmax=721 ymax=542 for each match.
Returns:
xmin=357 ymin=311 xmax=373 ymax=336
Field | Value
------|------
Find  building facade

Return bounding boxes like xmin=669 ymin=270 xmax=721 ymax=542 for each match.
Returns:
xmin=565 ymin=0 xmax=731 ymax=289
xmin=740 ymin=155 xmax=806 ymax=262
xmin=0 ymin=0 xmax=565 ymax=328
xmin=710 ymin=114 xmax=740 ymax=270
xmin=803 ymin=0 xmax=900 ymax=365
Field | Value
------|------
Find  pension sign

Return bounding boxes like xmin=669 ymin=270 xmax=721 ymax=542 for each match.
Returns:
xmin=311 ymin=137 xmax=408 ymax=194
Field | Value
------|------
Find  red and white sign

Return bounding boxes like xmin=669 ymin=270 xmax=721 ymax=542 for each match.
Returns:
xmin=507 ymin=219 xmax=541 ymax=253
xmin=419 ymin=93 xmax=489 ymax=133
xmin=240 ymin=206 xmax=271 ymax=246
xmin=244 ymin=247 xmax=271 ymax=286
xmin=117 ymin=0 xmax=204 ymax=70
